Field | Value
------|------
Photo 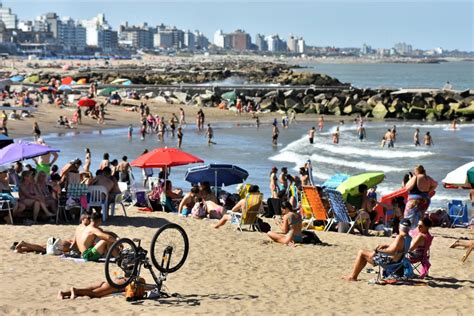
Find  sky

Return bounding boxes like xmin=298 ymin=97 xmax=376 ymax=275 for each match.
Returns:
xmin=3 ymin=0 xmax=473 ymax=51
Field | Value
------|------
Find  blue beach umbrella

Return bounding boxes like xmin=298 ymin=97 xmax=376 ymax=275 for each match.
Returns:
xmin=185 ymin=164 xmax=249 ymax=188
xmin=58 ymin=84 xmax=72 ymax=91
xmin=10 ymin=75 xmax=24 ymax=82
xmin=322 ymin=173 xmax=350 ymax=189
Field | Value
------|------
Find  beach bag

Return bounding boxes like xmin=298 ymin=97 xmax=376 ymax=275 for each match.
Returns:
xmin=254 ymin=218 xmax=271 ymax=233
xmin=46 ymin=237 xmax=62 ymax=255
xmin=125 ymin=277 xmax=146 ymax=301
xmin=302 ymin=230 xmax=323 ymax=245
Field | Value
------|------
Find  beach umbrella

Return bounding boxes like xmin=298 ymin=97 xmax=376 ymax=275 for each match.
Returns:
xmin=23 ymin=75 xmax=40 ymax=84
xmin=111 ymin=78 xmax=131 ymax=85
xmin=442 ymin=161 xmax=474 ymax=189
xmin=58 ymin=85 xmax=72 ymax=92
xmin=221 ymin=91 xmax=237 ymax=104
xmin=77 ymin=78 xmax=87 ymax=85
xmin=0 ymin=141 xmax=60 ymax=165
xmin=0 ymin=135 xmax=13 ymax=149
xmin=131 ymin=147 xmax=203 ymax=169
xmin=185 ymin=164 xmax=249 ymax=187
xmin=78 ymin=97 xmax=96 ymax=107
xmin=39 ymin=86 xmax=56 ymax=93
xmin=9 ymin=75 xmax=24 ymax=82
xmin=337 ymin=172 xmax=385 ymax=199
xmin=61 ymin=77 xmax=74 ymax=85
xmin=98 ymin=87 xmax=119 ymax=96
xmin=322 ymin=173 xmax=350 ymax=189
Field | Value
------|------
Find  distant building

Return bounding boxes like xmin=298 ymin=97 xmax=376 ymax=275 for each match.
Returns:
xmin=0 ymin=3 xmax=17 ymax=29
xmin=80 ymin=14 xmax=117 ymax=52
xmin=154 ymin=26 xmax=186 ymax=49
xmin=361 ymin=43 xmax=372 ymax=55
xmin=296 ymin=38 xmax=305 ymax=53
xmin=183 ymin=30 xmax=195 ymax=50
xmin=287 ymin=34 xmax=297 ymax=52
xmin=18 ymin=21 xmax=33 ymax=32
xmin=194 ymin=31 xmax=209 ymax=50
xmin=154 ymin=29 xmax=173 ymax=48
xmin=58 ymin=17 xmax=86 ymax=52
xmin=119 ymin=22 xmax=154 ymax=49
xmin=213 ymin=29 xmax=230 ymax=49
xmin=35 ymin=13 xmax=60 ymax=39
xmin=228 ymin=29 xmax=251 ymax=51
xmin=393 ymin=42 xmax=413 ymax=56
xmin=254 ymin=33 xmax=267 ymax=51
xmin=266 ymin=34 xmax=286 ymax=52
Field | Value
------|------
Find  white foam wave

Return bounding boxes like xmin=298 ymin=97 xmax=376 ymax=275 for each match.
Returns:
xmin=269 ymin=151 xmax=332 ymax=181
xmin=431 ymin=192 xmax=471 ymax=202
xmin=309 ymin=153 xmax=405 ymax=173
xmin=310 ymin=142 xmax=434 ymax=159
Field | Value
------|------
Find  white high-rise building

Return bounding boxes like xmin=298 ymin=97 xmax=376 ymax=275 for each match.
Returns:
xmin=81 ymin=14 xmax=108 ymax=46
xmin=296 ymin=38 xmax=305 ymax=53
xmin=58 ymin=17 xmax=86 ymax=52
xmin=0 ymin=2 xmax=17 ymax=29
xmin=287 ymin=34 xmax=297 ymax=52
xmin=214 ymin=29 xmax=225 ymax=48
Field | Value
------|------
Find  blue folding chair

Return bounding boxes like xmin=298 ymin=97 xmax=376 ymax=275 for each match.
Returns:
xmin=325 ymin=188 xmax=360 ymax=234
xmin=448 ymin=200 xmax=469 ymax=227
xmin=377 ymin=235 xmax=414 ymax=281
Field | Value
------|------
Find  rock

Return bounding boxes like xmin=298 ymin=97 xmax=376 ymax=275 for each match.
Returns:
xmin=292 ymin=103 xmax=305 ymax=113
xmin=304 ymin=107 xmax=316 ymax=114
xmin=302 ymin=94 xmax=314 ymax=105
xmin=260 ymin=98 xmax=275 ymax=111
xmin=367 ymin=94 xmax=383 ymax=107
xmin=327 ymin=97 xmax=341 ymax=111
xmin=355 ymin=100 xmax=371 ymax=114
xmin=284 ymin=90 xmax=294 ymax=97
xmin=411 ymin=95 xmax=427 ymax=108
xmin=173 ymin=91 xmax=189 ymax=103
xmin=314 ymin=93 xmax=326 ymax=102
xmin=154 ymin=96 xmax=167 ymax=104
xmin=372 ymin=102 xmax=388 ymax=119
xmin=459 ymin=89 xmax=472 ymax=98
xmin=343 ymin=104 xmax=354 ymax=114
xmin=264 ymin=90 xmax=278 ymax=98
xmin=455 ymin=102 xmax=474 ymax=117
xmin=425 ymin=109 xmax=437 ymax=121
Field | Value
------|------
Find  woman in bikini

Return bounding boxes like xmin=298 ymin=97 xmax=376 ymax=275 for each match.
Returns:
xmin=19 ymin=171 xmax=54 ymax=222
xmin=269 ymin=167 xmax=279 ymax=198
xmin=267 ymin=201 xmax=303 ymax=245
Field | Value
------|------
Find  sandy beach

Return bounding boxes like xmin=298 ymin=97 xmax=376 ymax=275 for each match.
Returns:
xmin=0 ymin=210 xmax=472 ymax=315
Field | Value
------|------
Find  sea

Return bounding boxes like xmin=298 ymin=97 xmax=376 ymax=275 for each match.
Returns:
xmin=296 ymin=60 xmax=474 ymax=90
xmin=40 ymin=120 xmax=474 ymax=210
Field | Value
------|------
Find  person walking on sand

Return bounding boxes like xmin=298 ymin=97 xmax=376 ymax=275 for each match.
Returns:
xmin=414 ymin=128 xmax=420 ymax=146
xmin=272 ymin=122 xmax=279 ymax=146
xmin=177 ymin=127 xmax=183 ymax=148
xmin=308 ymin=127 xmax=316 ymax=144
xmin=206 ymin=124 xmax=215 ymax=145
xmin=332 ymin=127 xmax=340 ymax=144
xmin=318 ymin=116 xmax=324 ymax=132
xmin=424 ymin=131 xmax=433 ymax=146
xmin=33 ymin=121 xmax=41 ymax=141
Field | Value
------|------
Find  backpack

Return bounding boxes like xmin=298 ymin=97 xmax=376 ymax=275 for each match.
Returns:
xmin=46 ymin=237 xmax=63 ymax=255
xmin=254 ymin=218 xmax=271 ymax=233
xmin=125 ymin=277 xmax=146 ymax=301
xmin=301 ymin=230 xmax=323 ymax=245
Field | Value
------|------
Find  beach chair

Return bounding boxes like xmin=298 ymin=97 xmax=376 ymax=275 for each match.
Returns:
xmin=0 ymin=196 xmax=14 ymax=224
xmin=238 ymin=183 xmax=251 ymax=200
xmin=409 ymin=233 xmax=434 ymax=278
xmin=81 ymin=185 xmax=109 ymax=222
xmin=325 ymin=188 xmax=361 ymax=234
xmin=461 ymin=244 xmax=473 ymax=264
xmin=377 ymin=235 xmax=414 ymax=281
xmin=108 ymin=182 xmax=128 ymax=218
xmin=448 ymin=200 xmax=469 ymax=227
xmin=301 ymin=186 xmax=328 ymax=230
xmin=229 ymin=193 xmax=263 ymax=232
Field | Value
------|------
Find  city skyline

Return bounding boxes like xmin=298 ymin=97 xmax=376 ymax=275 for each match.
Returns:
xmin=3 ymin=0 xmax=473 ymax=51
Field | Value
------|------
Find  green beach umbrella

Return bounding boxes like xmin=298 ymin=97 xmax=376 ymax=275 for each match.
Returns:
xmin=98 ymin=87 xmax=119 ymax=96
xmin=467 ymin=167 xmax=474 ymax=185
xmin=23 ymin=74 xmax=40 ymax=83
xmin=221 ymin=91 xmax=237 ymax=104
xmin=337 ymin=172 xmax=385 ymax=200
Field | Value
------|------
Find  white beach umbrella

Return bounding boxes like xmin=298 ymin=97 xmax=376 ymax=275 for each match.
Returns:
xmin=442 ymin=161 xmax=474 ymax=189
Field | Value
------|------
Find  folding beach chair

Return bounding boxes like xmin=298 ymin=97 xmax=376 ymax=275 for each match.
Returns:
xmin=448 ymin=200 xmax=469 ymax=227
xmin=325 ymin=188 xmax=361 ymax=234
xmin=377 ymin=235 xmax=414 ymax=282
xmin=108 ymin=182 xmax=128 ymax=218
xmin=0 ymin=195 xmax=14 ymax=224
xmin=301 ymin=186 xmax=328 ymax=230
xmin=461 ymin=244 xmax=473 ymax=264
xmin=409 ymin=233 xmax=434 ymax=278
xmin=229 ymin=193 xmax=263 ymax=232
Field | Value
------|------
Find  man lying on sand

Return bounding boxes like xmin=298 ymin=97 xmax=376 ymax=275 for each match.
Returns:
xmin=342 ymin=219 xmax=411 ymax=281
xmin=11 ymin=214 xmax=91 ymax=254
xmin=77 ymin=212 xmax=118 ymax=261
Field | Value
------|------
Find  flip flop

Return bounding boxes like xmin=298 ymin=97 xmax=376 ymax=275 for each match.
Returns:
xmin=9 ymin=241 xmax=18 ymax=251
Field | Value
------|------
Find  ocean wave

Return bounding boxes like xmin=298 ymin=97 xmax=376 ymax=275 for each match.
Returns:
xmin=269 ymin=151 xmax=332 ymax=181
xmin=309 ymin=153 xmax=405 ymax=173
xmin=310 ymin=142 xmax=434 ymax=158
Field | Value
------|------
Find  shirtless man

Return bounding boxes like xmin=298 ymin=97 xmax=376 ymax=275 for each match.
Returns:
xmin=424 ymin=131 xmax=433 ymax=146
xmin=308 ymin=127 xmax=316 ymax=144
xmin=272 ymin=123 xmax=279 ymax=146
xmin=318 ymin=116 xmax=324 ymax=132
xmin=99 ymin=153 xmax=110 ymax=170
xmin=383 ymin=129 xmax=393 ymax=148
xmin=357 ymin=125 xmax=366 ymax=142
xmin=33 ymin=139 xmax=58 ymax=176
xmin=90 ymin=167 xmax=121 ymax=203
xmin=413 ymin=128 xmax=420 ymax=146
xmin=178 ymin=186 xmax=200 ymax=216
xmin=117 ymin=156 xmax=131 ymax=184
xmin=206 ymin=124 xmax=215 ymax=144
xmin=77 ymin=212 xmax=117 ymax=261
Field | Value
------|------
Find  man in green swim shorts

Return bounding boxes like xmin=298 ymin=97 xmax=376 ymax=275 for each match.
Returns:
xmin=77 ymin=212 xmax=118 ymax=261
xmin=33 ymin=139 xmax=59 ymax=176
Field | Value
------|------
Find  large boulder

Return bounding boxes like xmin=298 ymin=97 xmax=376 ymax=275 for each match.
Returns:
xmin=327 ymin=97 xmax=341 ymax=111
xmin=302 ymin=94 xmax=314 ymax=105
xmin=260 ymin=98 xmax=275 ymax=111
xmin=372 ymin=102 xmax=388 ymax=119
xmin=314 ymin=93 xmax=327 ymax=102
xmin=367 ymin=94 xmax=383 ymax=107
xmin=292 ymin=102 xmax=305 ymax=113
xmin=173 ymin=91 xmax=188 ymax=104
xmin=284 ymin=98 xmax=298 ymax=109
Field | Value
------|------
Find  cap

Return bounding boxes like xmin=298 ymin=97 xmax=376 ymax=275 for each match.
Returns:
xmin=400 ymin=218 xmax=411 ymax=228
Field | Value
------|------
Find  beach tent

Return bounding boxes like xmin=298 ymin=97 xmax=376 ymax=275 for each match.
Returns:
xmin=111 ymin=78 xmax=132 ymax=85
xmin=336 ymin=172 xmax=385 ymax=200
xmin=9 ymin=75 xmax=24 ymax=82
xmin=23 ymin=75 xmax=40 ymax=84
xmin=185 ymin=164 xmax=249 ymax=187
xmin=221 ymin=91 xmax=237 ymax=104
xmin=0 ymin=141 xmax=60 ymax=165
xmin=76 ymin=78 xmax=87 ymax=85
xmin=131 ymin=147 xmax=203 ymax=169
xmin=61 ymin=77 xmax=74 ymax=85
xmin=442 ymin=161 xmax=474 ymax=189
xmin=78 ymin=97 xmax=96 ymax=107
xmin=58 ymin=85 xmax=72 ymax=92
xmin=0 ymin=135 xmax=13 ymax=149
xmin=98 ymin=87 xmax=119 ymax=96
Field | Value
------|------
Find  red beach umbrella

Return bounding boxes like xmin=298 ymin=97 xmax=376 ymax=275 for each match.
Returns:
xmin=61 ymin=76 xmax=74 ymax=85
xmin=131 ymin=147 xmax=204 ymax=169
xmin=78 ymin=98 xmax=96 ymax=107
xmin=39 ymin=86 xmax=56 ymax=93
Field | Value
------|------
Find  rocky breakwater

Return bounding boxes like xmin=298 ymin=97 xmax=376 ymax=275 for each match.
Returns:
xmin=157 ymin=87 xmax=474 ymax=121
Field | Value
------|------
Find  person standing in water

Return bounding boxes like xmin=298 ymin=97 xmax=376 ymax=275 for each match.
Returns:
xmin=308 ymin=127 xmax=316 ymax=144
xmin=128 ymin=124 xmax=133 ymax=140
xmin=318 ymin=116 xmax=324 ymax=132
xmin=177 ymin=127 xmax=183 ymax=148
xmin=206 ymin=123 xmax=215 ymax=145
xmin=357 ymin=124 xmax=366 ymax=142
xmin=451 ymin=119 xmax=458 ymax=130
xmin=272 ymin=122 xmax=279 ymax=146
xmin=33 ymin=121 xmax=41 ymax=141
xmin=332 ymin=127 xmax=340 ymax=144
xmin=424 ymin=132 xmax=433 ymax=146
xmin=255 ymin=116 xmax=260 ymax=128
xmin=179 ymin=108 xmax=186 ymax=126
xmin=414 ymin=128 xmax=420 ymax=146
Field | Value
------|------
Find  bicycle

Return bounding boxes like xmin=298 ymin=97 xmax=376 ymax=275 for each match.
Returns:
xmin=104 ymin=223 xmax=189 ymax=298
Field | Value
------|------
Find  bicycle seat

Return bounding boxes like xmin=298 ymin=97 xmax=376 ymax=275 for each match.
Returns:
xmin=133 ymin=238 xmax=141 ymax=243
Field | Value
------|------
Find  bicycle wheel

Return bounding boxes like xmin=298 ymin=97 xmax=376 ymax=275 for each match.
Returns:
xmin=150 ymin=223 xmax=189 ymax=273
xmin=104 ymin=238 xmax=139 ymax=289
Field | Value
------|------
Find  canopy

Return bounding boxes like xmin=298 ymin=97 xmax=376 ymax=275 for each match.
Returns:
xmin=10 ymin=75 xmax=24 ymax=82
xmin=78 ymin=98 xmax=96 ymax=107
xmin=61 ymin=77 xmax=74 ymax=85
xmin=131 ymin=147 xmax=203 ymax=169
xmin=221 ymin=91 xmax=237 ymax=104
xmin=185 ymin=164 xmax=249 ymax=187
xmin=337 ymin=172 xmax=385 ymax=199
xmin=0 ymin=134 xmax=13 ymax=149
xmin=77 ymin=78 xmax=87 ymax=85
xmin=39 ymin=86 xmax=56 ymax=93
xmin=58 ymin=85 xmax=72 ymax=91
xmin=322 ymin=173 xmax=350 ymax=189
xmin=442 ymin=161 xmax=474 ymax=189
xmin=0 ymin=142 xmax=60 ymax=165
xmin=98 ymin=87 xmax=119 ymax=96
xmin=23 ymin=75 xmax=40 ymax=83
